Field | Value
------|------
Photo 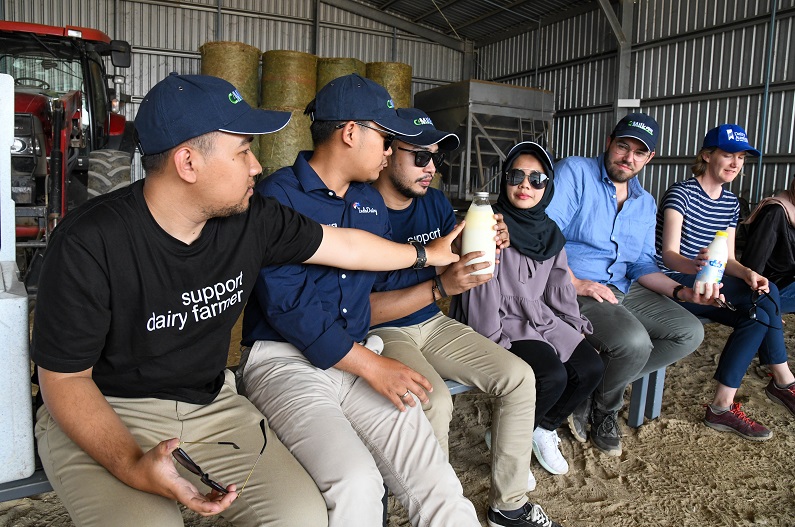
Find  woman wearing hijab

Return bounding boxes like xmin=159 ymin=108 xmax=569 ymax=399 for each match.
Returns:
xmin=741 ymin=177 xmax=795 ymax=314
xmin=452 ymin=142 xmax=604 ymax=479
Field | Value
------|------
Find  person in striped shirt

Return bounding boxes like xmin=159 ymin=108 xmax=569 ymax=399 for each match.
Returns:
xmin=655 ymin=124 xmax=795 ymax=441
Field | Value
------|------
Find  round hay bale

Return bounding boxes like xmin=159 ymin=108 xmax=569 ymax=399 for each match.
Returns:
xmin=261 ymin=50 xmax=318 ymax=109
xmin=199 ymin=41 xmax=261 ymax=106
xmin=316 ymin=57 xmax=366 ymax=92
xmin=366 ymin=62 xmax=412 ymax=108
xmin=258 ymin=108 xmax=313 ymax=174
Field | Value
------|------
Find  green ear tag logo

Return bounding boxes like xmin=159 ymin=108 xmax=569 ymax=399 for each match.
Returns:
xmin=229 ymin=89 xmax=243 ymax=104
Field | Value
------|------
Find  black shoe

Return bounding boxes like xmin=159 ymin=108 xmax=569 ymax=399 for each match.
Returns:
xmin=567 ymin=396 xmax=591 ymax=443
xmin=487 ymin=503 xmax=562 ymax=527
xmin=590 ymin=409 xmax=622 ymax=456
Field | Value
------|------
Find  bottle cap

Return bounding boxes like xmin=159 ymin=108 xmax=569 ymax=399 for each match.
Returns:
xmin=475 ymin=192 xmax=489 ymax=198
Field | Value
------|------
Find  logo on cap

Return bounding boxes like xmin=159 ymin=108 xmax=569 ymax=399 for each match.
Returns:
xmin=386 ymin=100 xmax=395 ymax=109
xmin=229 ymin=89 xmax=243 ymax=104
xmin=629 ymin=121 xmax=654 ymax=136
xmin=414 ymin=117 xmax=433 ymax=126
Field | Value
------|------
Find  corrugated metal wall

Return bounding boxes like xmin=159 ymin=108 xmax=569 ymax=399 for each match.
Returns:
xmin=477 ymin=0 xmax=795 ymax=204
xmin=2 ymin=0 xmax=463 ymax=180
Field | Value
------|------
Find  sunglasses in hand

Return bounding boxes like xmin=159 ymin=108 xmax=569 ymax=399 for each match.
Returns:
xmin=172 ymin=419 xmax=267 ymax=496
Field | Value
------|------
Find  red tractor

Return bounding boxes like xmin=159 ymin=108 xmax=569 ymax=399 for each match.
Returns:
xmin=0 ymin=21 xmax=135 ymax=292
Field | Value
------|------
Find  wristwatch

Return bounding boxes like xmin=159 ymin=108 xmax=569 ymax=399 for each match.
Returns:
xmin=409 ymin=240 xmax=427 ymax=269
xmin=672 ymin=284 xmax=687 ymax=302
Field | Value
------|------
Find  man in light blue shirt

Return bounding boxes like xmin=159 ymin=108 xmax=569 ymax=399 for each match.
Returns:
xmin=547 ymin=113 xmax=716 ymax=456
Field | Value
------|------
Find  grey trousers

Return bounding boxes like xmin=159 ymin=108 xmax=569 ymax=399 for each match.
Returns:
xmin=577 ymin=282 xmax=704 ymax=413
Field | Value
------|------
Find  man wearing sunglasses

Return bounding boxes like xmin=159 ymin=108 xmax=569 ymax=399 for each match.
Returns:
xmin=367 ymin=108 xmax=562 ymax=527
xmin=31 ymin=74 xmax=464 ymax=527
xmin=238 ymin=76 xmax=478 ymax=527
xmin=546 ymin=113 xmax=719 ymax=457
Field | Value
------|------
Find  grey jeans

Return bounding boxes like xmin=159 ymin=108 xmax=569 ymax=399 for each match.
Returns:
xmin=577 ymin=282 xmax=704 ymax=413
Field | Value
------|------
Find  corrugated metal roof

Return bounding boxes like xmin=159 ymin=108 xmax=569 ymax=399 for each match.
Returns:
xmin=355 ymin=0 xmax=595 ymax=44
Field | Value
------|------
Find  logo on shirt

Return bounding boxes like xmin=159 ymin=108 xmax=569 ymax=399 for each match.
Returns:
xmin=352 ymin=202 xmax=378 ymax=215
xmin=407 ymin=227 xmax=442 ymax=245
xmin=629 ymin=121 xmax=654 ymax=136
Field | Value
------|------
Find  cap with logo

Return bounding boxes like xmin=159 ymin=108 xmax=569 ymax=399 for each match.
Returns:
xmin=502 ymin=141 xmax=554 ymax=177
xmin=134 ymin=73 xmax=291 ymax=156
xmin=393 ymin=108 xmax=460 ymax=151
xmin=702 ymin=124 xmax=761 ymax=156
xmin=611 ymin=112 xmax=659 ymax=152
xmin=304 ymin=74 xmax=418 ymax=137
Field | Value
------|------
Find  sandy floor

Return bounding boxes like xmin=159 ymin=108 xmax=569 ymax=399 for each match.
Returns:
xmin=3 ymin=320 xmax=794 ymax=527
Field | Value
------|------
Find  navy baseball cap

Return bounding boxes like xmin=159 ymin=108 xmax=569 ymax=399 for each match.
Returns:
xmin=304 ymin=74 xmax=418 ymax=137
xmin=702 ymin=124 xmax=761 ymax=156
xmin=612 ymin=112 xmax=659 ymax=152
xmin=394 ymin=108 xmax=460 ymax=151
xmin=503 ymin=141 xmax=554 ymax=177
xmin=135 ymin=73 xmax=291 ymax=155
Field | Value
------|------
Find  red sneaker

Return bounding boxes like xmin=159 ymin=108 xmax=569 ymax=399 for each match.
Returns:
xmin=765 ymin=379 xmax=795 ymax=416
xmin=703 ymin=403 xmax=772 ymax=441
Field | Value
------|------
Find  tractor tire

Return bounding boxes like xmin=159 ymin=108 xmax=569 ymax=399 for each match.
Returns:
xmin=88 ymin=149 xmax=132 ymax=198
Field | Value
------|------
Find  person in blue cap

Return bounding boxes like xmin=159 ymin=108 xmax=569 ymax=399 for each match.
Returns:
xmin=655 ymin=123 xmax=795 ymax=440
xmin=369 ymin=109 xmax=562 ymax=527
xmin=238 ymin=76 xmax=479 ymax=527
xmin=546 ymin=113 xmax=720 ymax=457
xmin=31 ymin=73 xmax=462 ymax=527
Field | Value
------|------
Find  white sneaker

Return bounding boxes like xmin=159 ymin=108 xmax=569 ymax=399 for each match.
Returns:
xmin=532 ymin=427 xmax=569 ymax=475
xmin=486 ymin=429 xmax=537 ymax=491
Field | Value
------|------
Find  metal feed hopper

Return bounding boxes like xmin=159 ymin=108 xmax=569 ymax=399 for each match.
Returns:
xmin=414 ymin=79 xmax=554 ymax=205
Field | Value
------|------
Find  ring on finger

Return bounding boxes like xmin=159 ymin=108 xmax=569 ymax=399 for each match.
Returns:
xmin=401 ymin=390 xmax=410 ymax=399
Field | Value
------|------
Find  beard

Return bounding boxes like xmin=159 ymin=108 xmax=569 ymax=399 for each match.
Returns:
xmin=604 ymin=157 xmax=637 ymax=183
xmin=202 ymin=200 xmax=249 ymax=219
xmin=391 ymin=173 xmax=429 ymax=199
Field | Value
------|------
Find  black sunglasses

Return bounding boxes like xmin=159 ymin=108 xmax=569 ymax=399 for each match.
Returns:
xmin=505 ymin=169 xmax=549 ymax=189
xmin=172 ymin=419 xmax=267 ymax=496
xmin=749 ymin=290 xmax=782 ymax=330
xmin=336 ymin=121 xmax=395 ymax=151
xmin=396 ymin=147 xmax=445 ymax=168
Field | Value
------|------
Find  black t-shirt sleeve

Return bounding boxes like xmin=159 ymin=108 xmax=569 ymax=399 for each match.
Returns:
xmin=256 ymin=195 xmax=323 ymax=266
xmin=31 ymin=224 xmax=110 ymax=373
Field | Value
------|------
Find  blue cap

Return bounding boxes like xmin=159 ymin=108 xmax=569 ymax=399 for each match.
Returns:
xmin=702 ymin=124 xmax=761 ymax=156
xmin=612 ymin=112 xmax=659 ymax=152
xmin=305 ymin=74 xmax=418 ymax=137
xmin=394 ymin=108 xmax=460 ymax=151
xmin=135 ymin=73 xmax=291 ymax=155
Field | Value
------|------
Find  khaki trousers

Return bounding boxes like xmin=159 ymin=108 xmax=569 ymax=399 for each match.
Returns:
xmin=35 ymin=370 xmax=327 ymax=527
xmin=240 ymin=338 xmax=479 ymax=527
xmin=372 ymin=313 xmax=536 ymax=511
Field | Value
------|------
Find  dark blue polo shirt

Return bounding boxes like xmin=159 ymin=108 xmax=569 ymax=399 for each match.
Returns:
xmin=241 ymin=151 xmax=391 ymax=369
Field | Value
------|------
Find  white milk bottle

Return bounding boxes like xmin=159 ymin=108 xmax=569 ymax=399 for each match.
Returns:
xmin=461 ymin=192 xmax=497 ymax=275
xmin=694 ymin=230 xmax=729 ymax=293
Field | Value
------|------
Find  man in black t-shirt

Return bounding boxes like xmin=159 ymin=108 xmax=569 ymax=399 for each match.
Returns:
xmin=31 ymin=73 xmax=461 ymax=527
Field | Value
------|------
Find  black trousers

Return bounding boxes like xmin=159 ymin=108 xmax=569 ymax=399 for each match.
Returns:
xmin=509 ymin=338 xmax=604 ymax=430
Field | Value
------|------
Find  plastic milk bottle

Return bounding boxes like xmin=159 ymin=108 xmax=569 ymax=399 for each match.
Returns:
xmin=694 ymin=230 xmax=729 ymax=293
xmin=461 ymin=192 xmax=497 ymax=275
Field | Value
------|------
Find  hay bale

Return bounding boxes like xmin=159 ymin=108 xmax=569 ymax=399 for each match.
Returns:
xmin=261 ymin=50 xmax=318 ymax=109
xmin=200 ymin=41 xmax=261 ymax=106
xmin=258 ymin=108 xmax=313 ymax=175
xmin=316 ymin=57 xmax=366 ymax=92
xmin=366 ymin=62 xmax=412 ymax=108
